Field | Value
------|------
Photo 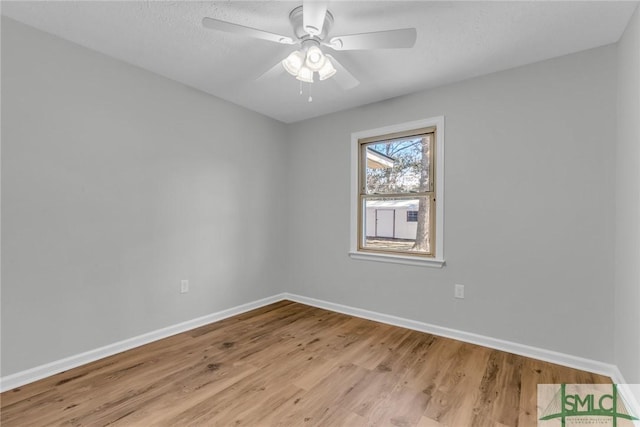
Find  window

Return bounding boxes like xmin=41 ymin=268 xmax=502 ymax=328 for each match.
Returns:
xmin=361 ymin=130 xmax=434 ymax=255
xmin=350 ymin=117 xmax=445 ymax=267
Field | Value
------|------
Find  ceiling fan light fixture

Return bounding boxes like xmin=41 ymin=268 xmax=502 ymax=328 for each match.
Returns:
xmin=318 ymin=58 xmax=336 ymax=81
xmin=305 ymin=45 xmax=326 ymax=71
xmin=296 ymin=65 xmax=314 ymax=83
xmin=282 ymin=50 xmax=305 ymax=76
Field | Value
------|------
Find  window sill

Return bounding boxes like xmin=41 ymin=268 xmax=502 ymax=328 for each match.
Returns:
xmin=348 ymin=252 xmax=445 ymax=268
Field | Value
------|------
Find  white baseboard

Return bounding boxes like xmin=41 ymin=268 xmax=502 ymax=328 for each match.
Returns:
xmin=1 ymin=291 xmax=631 ymax=402
xmin=282 ymin=292 xmax=620 ymax=379
xmin=0 ymin=293 xmax=287 ymax=392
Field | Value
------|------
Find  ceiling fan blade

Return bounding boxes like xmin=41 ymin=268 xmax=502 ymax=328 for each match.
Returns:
xmin=326 ymin=55 xmax=359 ymax=90
xmin=303 ymin=0 xmax=328 ymax=36
xmin=328 ymin=28 xmax=417 ymax=50
xmin=255 ymin=61 xmax=285 ymax=81
xmin=202 ymin=17 xmax=294 ymax=45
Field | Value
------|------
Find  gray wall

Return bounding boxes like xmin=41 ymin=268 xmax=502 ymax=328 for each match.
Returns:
xmin=615 ymin=5 xmax=640 ymax=384
xmin=1 ymin=17 xmax=288 ymax=376
xmin=286 ymin=45 xmax=617 ymax=363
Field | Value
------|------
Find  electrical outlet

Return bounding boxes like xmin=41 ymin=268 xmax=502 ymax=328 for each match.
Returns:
xmin=180 ymin=280 xmax=189 ymax=294
xmin=454 ymin=284 xmax=465 ymax=299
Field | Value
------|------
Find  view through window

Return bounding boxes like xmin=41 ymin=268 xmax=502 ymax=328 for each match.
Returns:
xmin=358 ymin=128 xmax=435 ymax=257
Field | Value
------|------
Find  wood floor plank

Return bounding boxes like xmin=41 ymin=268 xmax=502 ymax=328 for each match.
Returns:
xmin=312 ymin=407 xmax=370 ymax=427
xmin=470 ymin=350 xmax=523 ymax=426
xmin=109 ymin=363 xmax=259 ymax=426
xmin=422 ymin=342 xmax=493 ymax=426
xmin=367 ymin=385 xmax=430 ymax=427
xmin=255 ymin=362 xmax=372 ymax=426
xmin=417 ymin=415 xmax=448 ymax=427
xmin=1 ymin=301 xmax=612 ymax=426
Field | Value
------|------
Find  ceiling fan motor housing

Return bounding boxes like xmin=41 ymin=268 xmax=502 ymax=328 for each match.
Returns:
xmin=289 ymin=5 xmax=334 ymax=41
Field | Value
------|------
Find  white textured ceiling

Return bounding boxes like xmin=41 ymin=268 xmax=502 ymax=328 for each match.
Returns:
xmin=2 ymin=1 xmax=637 ymax=123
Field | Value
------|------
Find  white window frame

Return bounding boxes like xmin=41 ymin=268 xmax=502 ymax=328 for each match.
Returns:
xmin=349 ymin=116 xmax=445 ymax=268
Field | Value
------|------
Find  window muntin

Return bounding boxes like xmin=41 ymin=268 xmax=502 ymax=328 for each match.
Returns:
xmin=358 ymin=130 xmax=435 ymax=257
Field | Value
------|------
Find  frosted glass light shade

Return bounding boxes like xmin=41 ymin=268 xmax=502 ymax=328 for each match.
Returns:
xmin=282 ymin=50 xmax=305 ymax=76
xmin=305 ymin=46 xmax=326 ymax=72
xmin=318 ymin=58 xmax=336 ymax=80
xmin=296 ymin=65 xmax=314 ymax=83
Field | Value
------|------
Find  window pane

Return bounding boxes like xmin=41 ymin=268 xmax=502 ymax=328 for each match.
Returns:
xmin=362 ymin=196 xmax=431 ymax=254
xmin=363 ymin=135 xmax=431 ymax=195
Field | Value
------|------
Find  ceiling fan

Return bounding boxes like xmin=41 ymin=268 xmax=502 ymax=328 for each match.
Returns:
xmin=202 ymin=1 xmax=417 ymax=90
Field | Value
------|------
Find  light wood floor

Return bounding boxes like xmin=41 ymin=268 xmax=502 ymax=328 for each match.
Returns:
xmin=1 ymin=301 xmax=610 ymax=426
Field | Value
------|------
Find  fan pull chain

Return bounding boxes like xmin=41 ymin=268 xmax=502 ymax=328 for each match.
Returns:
xmin=297 ymin=82 xmax=313 ymax=102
